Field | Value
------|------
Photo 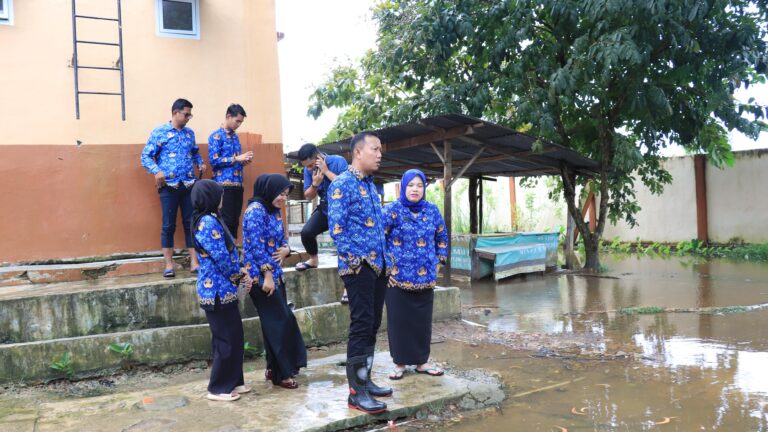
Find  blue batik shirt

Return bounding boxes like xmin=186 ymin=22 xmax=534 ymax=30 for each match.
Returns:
xmin=382 ymin=201 xmax=449 ymax=290
xmin=208 ymin=127 xmax=244 ymax=187
xmin=194 ymin=214 xmax=242 ymax=309
xmin=303 ymin=154 xmax=348 ymax=214
xmin=141 ymin=122 xmax=203 ymax=187
xmin=327 ymin=166 xmax=391 ymax=276
xmin=243 ymin=201 xmax=289 ymax=283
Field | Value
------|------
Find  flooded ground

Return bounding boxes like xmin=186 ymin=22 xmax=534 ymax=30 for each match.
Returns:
xmin=437 ymin=254 xmax=768 ymax=431
xmin=2 ymin=254 xmax=767 ymax=431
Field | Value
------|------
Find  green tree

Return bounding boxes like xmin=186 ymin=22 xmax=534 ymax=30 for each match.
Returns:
xmin=309 ymin=0 xmax=768 ymax=270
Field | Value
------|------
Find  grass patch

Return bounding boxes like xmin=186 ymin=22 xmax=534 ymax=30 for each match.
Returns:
xmin=619 ymin=306 xmax=665 ymax=315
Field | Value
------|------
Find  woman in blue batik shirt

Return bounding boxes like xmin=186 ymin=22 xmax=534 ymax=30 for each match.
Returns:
xmin=191 ymin=180 xmax=253 ymax=402
xmin=382 ymin=169 xmax=449 ymax=380
xmin=243 ymin=174 xmax=307 ymax=389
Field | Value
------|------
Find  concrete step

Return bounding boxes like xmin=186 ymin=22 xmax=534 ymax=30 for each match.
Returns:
xmin=0 ymin=287 xmax=462 ymax=384
xmin=0 ymin=256 xmax=184 ymax=287
xmin=0 ymin=351 xmax=503 ymax=432
xmin=0 ymin=265 xmax=345 ymax=344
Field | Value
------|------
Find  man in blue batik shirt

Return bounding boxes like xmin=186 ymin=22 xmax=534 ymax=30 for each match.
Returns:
xmin=208 ymin=104 xmax=254 ymax=240
xmin=327 ymin=131 xmax=393 ymax=414
xmin=141 ymin=98 xmax=206 ymax=277
xmin=295 ymin=143 xmax=348 ymax=273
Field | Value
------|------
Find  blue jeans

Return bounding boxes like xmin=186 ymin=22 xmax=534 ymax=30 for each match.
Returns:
xmin=158 ymin=184 xmax=194 ymax=248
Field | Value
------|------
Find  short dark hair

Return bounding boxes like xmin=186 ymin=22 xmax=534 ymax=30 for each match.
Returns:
xmin=350 ymin=131 xmax=380 ymax=153
xmin=226 ymin=103 xmax=247 ymax=118
xmin=171 ymin=98 xmax=193 ymax=113
xmin=297 ymin=143 xmax=318 ymax=161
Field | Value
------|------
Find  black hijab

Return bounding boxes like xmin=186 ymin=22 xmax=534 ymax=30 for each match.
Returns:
xmin=191 ymin=180 xmax=235 ymax=252
xmin=249 ymin=174 xmax=294 ymax=214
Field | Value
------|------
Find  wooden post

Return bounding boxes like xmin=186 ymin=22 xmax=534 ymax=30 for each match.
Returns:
xmin=694 ymin=154 xmax=709 ymax=244
xmin=565 ymin=212 xmax=575 ymax=269
xmin=443 ymin=140 xmax=452 ymax=287
xmin=509 ymin=176 xmax=517 ymax=230
xmin=588 ymin=193 xmax=596 ymax=234
xmin=478 ymin=178 xmax=484 ymax=234
xmin=469 ymin=177 xmax=478 ymax=234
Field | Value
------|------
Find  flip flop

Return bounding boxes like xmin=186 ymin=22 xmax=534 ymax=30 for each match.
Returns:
xmin=295 ymin=261 xmax=318 ymax=272
xmin=163 ymin=269 xmax=175 ymax=278
xmin=233 ymin=384 xmax=252 ymax=394
xmin=206 ymin=392 xmax=241 ymax=402
xmin=415 ymin=366 xmax=444 ymax=377
xmin=340 ymin=292 xmax=349 ymax=305
xmin=389 ymin=367 xmax=406 ymax=380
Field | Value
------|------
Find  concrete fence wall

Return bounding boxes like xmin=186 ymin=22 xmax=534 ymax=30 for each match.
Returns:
xmin=603 ymin=150 xmax=768 ymax=244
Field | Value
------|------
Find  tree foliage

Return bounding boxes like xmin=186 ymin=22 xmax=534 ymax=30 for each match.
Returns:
xmin=309 ymin=0 xmax=768 ymax=269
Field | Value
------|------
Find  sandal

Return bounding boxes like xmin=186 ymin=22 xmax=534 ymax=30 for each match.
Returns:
xmin=264 ymin=369 xmax=272 ymax=381
xmin=415 ymin=366 xmax=444 ymax=377
xmin=233 ymin=384 xmax=252 ymax=394
xmin=163 ymin=268 xmax=175 ymax=278
xmin=278 ymin=378 xmax=299 ymax=389
xmin=206 ymin=392 xmax=240 ymax=402
xmin=340 ymin=292 xmax=349 ymax=305
xmin=389 ymin=367 xmax=406 ymax=380
xmin=295 ymin=261 xmax=318 ymax=272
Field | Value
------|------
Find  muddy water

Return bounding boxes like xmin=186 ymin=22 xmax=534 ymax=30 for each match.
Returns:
xmin=443 ymin=255 xmax=768 ymax=431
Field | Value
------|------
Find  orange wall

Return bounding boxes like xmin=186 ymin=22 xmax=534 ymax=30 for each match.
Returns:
xmin=0 ymin=134 xmax=285 ymax=264
xmin=0 ymin=0 xmax=282 ymax=145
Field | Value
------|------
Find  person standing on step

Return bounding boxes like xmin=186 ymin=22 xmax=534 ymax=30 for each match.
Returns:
xmin=382 ymin=169 xmax=448 ymax=381
xmin=295 ymin=144 xmax=349 ymax=302
xmin=243 ymin=174 xmax=308 ymax=390
xmin=191 ymin=179 xmax=253 ymax=402
xmin=327 ymin=131 xmax=393 ymax=414
xmin=141 ymin=98 xmax=206 ymax=277
xmin=208 ymin=104 xmax=253 ymax=239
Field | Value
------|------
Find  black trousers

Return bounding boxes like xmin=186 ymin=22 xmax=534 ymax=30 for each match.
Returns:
xmin=204 ymin=301 xmax=245 ymax=394
xmin=341 ymin=263 xmax=387 ymax=358
xmin=300 ymin=201 xmax=328 ymax=256
xmin=220 ymin=186 xmax=244 ymax=240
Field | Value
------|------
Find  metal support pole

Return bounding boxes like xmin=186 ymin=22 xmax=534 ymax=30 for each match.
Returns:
xmin=71 ymin=0 xmax=80 ymax=119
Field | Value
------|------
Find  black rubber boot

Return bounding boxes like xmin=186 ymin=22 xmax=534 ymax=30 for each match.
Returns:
xmin=346 ymin=355 xmax=387 ymax=414
xmin=365 ymin=347 xmax=393 ymax=397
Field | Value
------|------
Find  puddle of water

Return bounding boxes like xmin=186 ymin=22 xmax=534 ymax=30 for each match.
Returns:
xmin=448 ymin=255 xmax=768 ymax=431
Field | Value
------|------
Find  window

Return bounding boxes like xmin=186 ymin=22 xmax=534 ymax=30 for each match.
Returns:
xmin=156 ymin=0 xmax=199 ymax=39
xmin=0 ymin=0 xmax=14 ymax=26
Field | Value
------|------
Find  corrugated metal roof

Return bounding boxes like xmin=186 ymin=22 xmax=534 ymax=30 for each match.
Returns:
xmin=286 ymin=113 xmax=598 ymax=182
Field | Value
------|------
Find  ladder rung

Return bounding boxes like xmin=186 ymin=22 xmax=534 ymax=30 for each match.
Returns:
xmin=76 ymin=40 xmax=119 ymax=46
xmin=78 ymin=65 xmax=120 ymax=71
xmin=78 ymin=91 xmax=122 ymax=96
xmin=75 ymin=14 xmax=119 ymax=22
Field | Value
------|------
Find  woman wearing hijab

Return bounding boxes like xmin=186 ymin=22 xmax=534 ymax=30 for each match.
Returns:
xmin=243 ymin=174 xmax=308 ymax=389
xmin=191 ymin=179 xmax=253 ymax=402
xmin=382 ymin=169 xmax=449 ymax=380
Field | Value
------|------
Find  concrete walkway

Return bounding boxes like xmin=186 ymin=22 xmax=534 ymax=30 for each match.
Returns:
xmin=0 ymin=353 xmax=503 ymax=432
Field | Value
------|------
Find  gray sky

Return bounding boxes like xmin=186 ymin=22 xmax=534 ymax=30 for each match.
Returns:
xmin=276 ymin=1 xmax=767 ymax=155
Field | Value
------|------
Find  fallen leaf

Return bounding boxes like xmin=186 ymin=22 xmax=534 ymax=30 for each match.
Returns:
xmin=571 ymin=407 xmax=587 ymax=416
xmin=654 ymin=416 xmax=678 ymax=425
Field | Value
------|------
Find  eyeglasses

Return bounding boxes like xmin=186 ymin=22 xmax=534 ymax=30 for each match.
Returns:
xmin=183 ymin=113 xmax=194 ymax=119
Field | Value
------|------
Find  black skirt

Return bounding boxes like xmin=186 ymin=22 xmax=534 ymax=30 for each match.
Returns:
xmin=386 ymin=287 xmax=434 ymax=365
xmin=249 ymin=280 xmax=307 ymax=384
